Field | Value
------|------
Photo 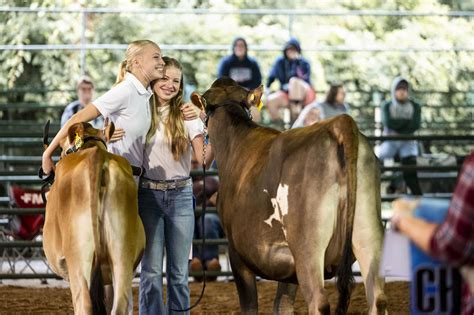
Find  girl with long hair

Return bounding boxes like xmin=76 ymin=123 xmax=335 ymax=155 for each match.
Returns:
xmin=138 ymin=56 xmax=213 ymax=314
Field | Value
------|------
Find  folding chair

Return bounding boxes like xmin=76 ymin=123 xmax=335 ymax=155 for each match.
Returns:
xmin=0 ymin=185 xmax=52 ymax=282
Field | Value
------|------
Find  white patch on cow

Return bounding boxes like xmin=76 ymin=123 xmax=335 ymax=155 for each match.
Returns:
xmin=264 ymin=184 xmax=289 ymax=238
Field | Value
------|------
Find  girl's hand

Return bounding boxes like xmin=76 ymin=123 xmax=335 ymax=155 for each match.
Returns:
xmin=391 ymin=198 xmax=420 ymax=231
xmin=181 ymin=102 xmax=200 ymax=120
xmin=41 ymin=153 xmax=55 ymax=176
xmin=109 ymin=128 xmax=125 ymax=143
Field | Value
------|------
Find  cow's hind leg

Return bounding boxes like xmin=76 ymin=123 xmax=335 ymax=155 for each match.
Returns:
xmin=294 ymin=254 xmax=329 ymax=315
xmin=353 ymin=150 xmax=387 ymax=315
xmin=68 ymin=262 xmax=93 ymax=315
xmin=228 ymin=243 xmax=258 ymax=315
xmin=289 ymin=182 xmax=342 ymax=315
xmin=273 ymin=282 xmax=298 ymax=314
xmin=352 ymin=209 xmax=387 ymax=315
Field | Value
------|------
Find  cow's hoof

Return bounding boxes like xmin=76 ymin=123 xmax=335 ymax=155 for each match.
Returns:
xmin=318 ymin=302 xmax=330 ymax=315
xmin=376 ymin=293 xmax=388 ymax=315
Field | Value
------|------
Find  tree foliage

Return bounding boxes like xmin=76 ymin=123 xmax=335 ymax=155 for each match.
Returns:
xmin=1 ymin=0 xmax=473 ymax=139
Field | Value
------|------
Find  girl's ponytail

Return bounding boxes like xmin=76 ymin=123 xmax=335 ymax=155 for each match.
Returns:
xmin=115 ymin=60 xmax=128 ymax=85
xmin=115 ymin=40 xmax=159 ymax=86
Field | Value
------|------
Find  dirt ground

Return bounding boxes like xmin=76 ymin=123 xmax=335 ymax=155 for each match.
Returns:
xmin=0 ymin=281 xmax=409 ymax=314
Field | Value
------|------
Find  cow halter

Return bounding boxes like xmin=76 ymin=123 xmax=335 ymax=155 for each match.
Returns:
xmin=65 ymin=134 xmax=107 ymax=155
xmin=204 ymin=99 xmax=252 ymax=127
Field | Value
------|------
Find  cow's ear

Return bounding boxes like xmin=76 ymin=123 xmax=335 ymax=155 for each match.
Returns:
xmin=67 ymin=123 xmax=85 ymax=146
xmin=246 ymin=85 xmax=264 ymax=110
xmin=191 ymin=92 xmax=206 ymax=111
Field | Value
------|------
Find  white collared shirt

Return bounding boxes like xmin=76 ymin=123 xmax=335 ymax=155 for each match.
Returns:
xmin=143 ymin=105 xmax=205 ymax=180
xmin=93 ymin=72 xmax=152 ymax=167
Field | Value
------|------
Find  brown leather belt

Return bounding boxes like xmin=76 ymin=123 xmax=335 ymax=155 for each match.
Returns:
xmin=140 ymin=177 xmax=192 ymax=191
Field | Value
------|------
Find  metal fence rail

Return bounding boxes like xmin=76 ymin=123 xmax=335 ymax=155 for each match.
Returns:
xmin=2 ymin=7 xmax=473 ymax=17
xmin=0 ymin=270 xmax=234 ymax=280
xmin=0 ymin=134 xmax=472 ymax=145
xmin=0 ymin=165 xmax=463 ymax=181
xmin=0 ymin=167 xmax=462 ymax=184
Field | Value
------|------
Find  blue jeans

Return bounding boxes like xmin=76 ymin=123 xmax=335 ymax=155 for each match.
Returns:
xmin=377 ymin=129 xmax=419 ymax=159
xmin=194 ymin=213 xmax=224 ymax=262
xmin=138 ymin=184 xmax=194 ymax=315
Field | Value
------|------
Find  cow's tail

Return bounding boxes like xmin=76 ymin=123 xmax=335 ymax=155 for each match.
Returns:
xmin=88 ymin=147 xmax=107 ymax=315
xmin=334 ymin=115 xmax=358 ymax=315
xmin=90 ymin=263 xmax=106 ymax=315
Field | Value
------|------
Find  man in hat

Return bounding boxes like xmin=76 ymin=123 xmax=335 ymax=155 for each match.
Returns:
xmin=378 ymin=76 xmax=423 ymax=195
xmin=61 ymin=75 xmax=104 ymax=128
xmin=265 ymin=38 xmax=315 ymax=125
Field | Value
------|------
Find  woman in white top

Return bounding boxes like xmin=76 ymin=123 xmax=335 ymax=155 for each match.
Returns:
xmin=42 ymin=39 xmax=165 ymax=173
xmin=137 ymin=56 xmax=213 ymax=315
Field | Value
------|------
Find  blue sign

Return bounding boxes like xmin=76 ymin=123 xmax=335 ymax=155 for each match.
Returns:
xmin=410 ymin=198 xmax=462 ymax=314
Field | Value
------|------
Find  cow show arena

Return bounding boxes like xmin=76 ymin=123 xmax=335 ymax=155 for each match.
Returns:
xmin=1 ymin=2 xmax=473 ymax=314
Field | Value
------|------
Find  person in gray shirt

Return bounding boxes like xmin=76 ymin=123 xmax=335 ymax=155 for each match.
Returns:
xmin=292 ymin=82 xmax=349 ymax=128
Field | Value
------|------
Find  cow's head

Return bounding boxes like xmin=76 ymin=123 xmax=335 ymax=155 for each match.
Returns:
xmin=190 ymin=77 xmax=263 ymax=123
xmin=62 ymin=121 xmax=114 ymax=156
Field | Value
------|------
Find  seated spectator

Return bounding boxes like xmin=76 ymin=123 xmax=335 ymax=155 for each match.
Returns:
xmin=265 ymin=38 xmax=315 ymax=124
xmin=391 ymin=151 xmax=474 ymax=315
xmin=217 ymin=37 xmax=262 ymax=121
xmin=189 ymin=158 xmax=223 ymax=282
xmin=292 ymin=82 xmax=348 ymax=128
xmin=61 ymin=75 xmax=104 ymax=128
xmin=291 ymin=106 xmax=321 ymax=128
xmin=377 ymin=76 xmax=422 ymax=195
xmin=217 ymin=37 xmax=262 ymax=90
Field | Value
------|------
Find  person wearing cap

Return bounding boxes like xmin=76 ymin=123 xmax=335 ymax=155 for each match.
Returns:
xmin=377 ymin=76 xmax=423 ymax=195
xmin=217 ymin=37 xmax=262 ymax=90
xmin=292 ymin=81 xmax=349 ymax=128
xmin=265 ymin=38 xmax=315 ymax=125
xmin=60 ymin=75 xmax=104 ymax=128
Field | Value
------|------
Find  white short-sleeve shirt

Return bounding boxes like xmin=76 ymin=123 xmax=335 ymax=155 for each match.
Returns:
xmin=93 ymin=72 xmax=153 ymax=167
xmin=143 ymin=105 xmax=205 ymax=180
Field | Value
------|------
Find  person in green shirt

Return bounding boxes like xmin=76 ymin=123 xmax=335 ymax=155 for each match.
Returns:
xmin=377 ymin=76 xmax=422 ymax=195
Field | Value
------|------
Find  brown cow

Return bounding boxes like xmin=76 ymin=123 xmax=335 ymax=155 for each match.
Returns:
xmin=43 ymin=122 xmax=145 ymax=314
xmin=191 ymin=78 xmax=387 ymax=315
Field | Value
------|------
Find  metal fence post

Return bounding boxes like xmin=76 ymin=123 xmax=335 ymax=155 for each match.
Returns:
xmin=80 ymin=8 xmax=87 ymax=75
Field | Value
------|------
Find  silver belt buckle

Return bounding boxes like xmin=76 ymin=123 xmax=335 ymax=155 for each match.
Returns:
xmin=142 ymin=178 xmax=189 ymax=190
